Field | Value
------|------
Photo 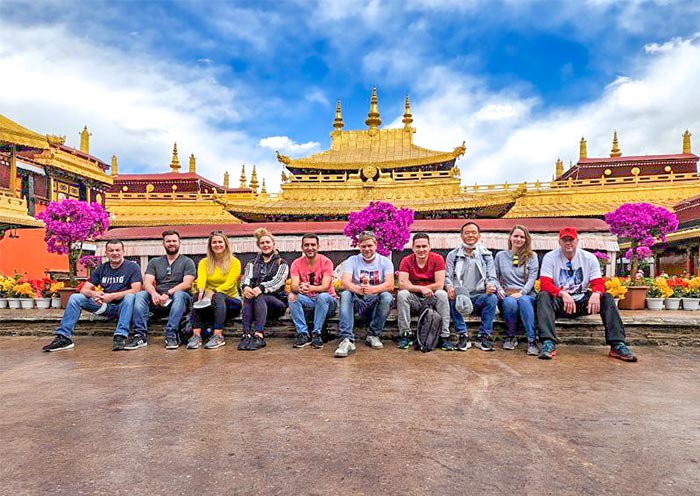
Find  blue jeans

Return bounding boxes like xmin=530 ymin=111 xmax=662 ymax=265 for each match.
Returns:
xmin=449 ymin=293 xmax=498 ymax=337
xmin=289 ymin=293 xmax=337 ymax=335
xmin=132 ymin=290 xmax=192 ymax=339
xmin=500 ymin=294 xmax=536 ymax=341
xmin=56 ymin=292 xmax=135 ymax=338
xmin=338 ymin=290 xmax=393 ymax=340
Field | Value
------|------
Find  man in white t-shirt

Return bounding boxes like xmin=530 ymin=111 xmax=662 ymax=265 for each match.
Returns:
xmin=537 ymin=227 xmax=637 ymax=362
xmin=335 ymin=231 xmax=394 ymax=358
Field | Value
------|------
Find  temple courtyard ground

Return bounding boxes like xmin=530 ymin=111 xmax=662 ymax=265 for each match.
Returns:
xmin=1 ymin=336 xmax=698 ymax=496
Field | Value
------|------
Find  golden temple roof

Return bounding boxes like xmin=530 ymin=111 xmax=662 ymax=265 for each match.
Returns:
xmin=0 ymin=114 xmax=49 ymax=150
xmin=0 ymin=191 xmax=44 ymax=228
xmin=33 ymin=145 xmax=113 ymax=186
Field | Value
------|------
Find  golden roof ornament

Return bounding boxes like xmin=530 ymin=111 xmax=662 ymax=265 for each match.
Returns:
xmin=333 ymin=100 xmax=344 ymax=130
xmin=189 ymin=153 xmax=196 ymax=174
xmin=555 ymin=158 xmax=563 ymax=178
xmin=80 ymin=126 xmax=91 ymax=154
xmin=402 ymin=95 xmax=413 ymax=130
xmin=610 ymin=131 xmax=621 ymax=158
xmin=47 ymin=134 xmax=66 ymax=146
xmin=240 ymin=164 xmax=247 ymax=188
xmin=250 ymin=165 xmax=259 ymax=192
xmin=170 ymin=142 xmax=181 ymax=172
xmin=276 ymin=150 xmax=291 ymax=165
xmin=365 ymin=87 xmax=382 ymax=130
xmin=683 ymin=129 xmax=692 ymax=154
xmin=111 ymin=154 xmax=118 ymax=176
xmin=261 ymin=178 xmax=267 ymax=194
xmin=223 ymin=171 xmax=229 ymax=189
xmin=579 ymin=137 xmax=587 ymax=160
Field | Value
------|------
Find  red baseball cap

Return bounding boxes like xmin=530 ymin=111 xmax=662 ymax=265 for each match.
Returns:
xmin=559 ymin=227 xmax=578 ymax=239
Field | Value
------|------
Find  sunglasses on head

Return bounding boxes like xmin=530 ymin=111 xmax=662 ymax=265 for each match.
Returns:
xmin=210 ymin=230 xmax=225 ymax=235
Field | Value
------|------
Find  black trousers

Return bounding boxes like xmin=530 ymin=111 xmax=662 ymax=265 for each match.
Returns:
xmin=537 ymin=291 xmax=626 ymax=345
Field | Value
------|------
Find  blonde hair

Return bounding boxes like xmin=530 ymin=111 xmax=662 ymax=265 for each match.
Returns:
xmin=508 ymin=224 xmax=534 ymax=263
xmin=206 ymin=231 xmax=234 ymax=276
xmin=254 ymin=227 xmax=275 ymax=246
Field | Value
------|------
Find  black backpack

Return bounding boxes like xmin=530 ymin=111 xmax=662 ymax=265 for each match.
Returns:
xmin=415 ymin=299 xmax=442 ymax=353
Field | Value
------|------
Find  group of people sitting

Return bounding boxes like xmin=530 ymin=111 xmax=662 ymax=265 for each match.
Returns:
xmin=41 ymin=222 xmax=638 ymax=363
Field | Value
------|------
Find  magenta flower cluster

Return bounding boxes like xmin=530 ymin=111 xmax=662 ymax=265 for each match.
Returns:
xmin=79 ymin=255 xmax=103 ymax=270
xmin=36 ymin=199 xmax=110 ymax=255
xmin=592 ymin=251 xmax=609 ymax=262
xmin=344 ymin=201 xmax=415 ymax=256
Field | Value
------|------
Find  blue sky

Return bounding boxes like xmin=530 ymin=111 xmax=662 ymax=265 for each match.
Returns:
xmin=1 ymin=0 xmax=700 ymax=191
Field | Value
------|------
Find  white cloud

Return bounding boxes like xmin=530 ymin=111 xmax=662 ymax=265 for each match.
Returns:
xmin=258 ymin=136 xmax=321 ymax=155
xmin=305 ymin=90 xmax=330 ymax=107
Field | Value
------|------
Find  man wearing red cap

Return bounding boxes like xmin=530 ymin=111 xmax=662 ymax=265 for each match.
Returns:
xmin=537 ymin=227 xmax=637 ymax=362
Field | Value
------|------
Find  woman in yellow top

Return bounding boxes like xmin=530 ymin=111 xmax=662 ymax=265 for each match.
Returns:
xmin=188 ymin=231 xmax=241 ymax=349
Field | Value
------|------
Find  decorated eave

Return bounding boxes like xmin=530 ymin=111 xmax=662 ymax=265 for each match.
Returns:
xmin=27 ymin=141 xmax=113 ymax=186
xmin=0 ymin=114 xmax=50 ymax=151
xmin=111 ymin=172 xmax=250 ymax=195
xmin=0 ymin=190 xmax=43 ymax=229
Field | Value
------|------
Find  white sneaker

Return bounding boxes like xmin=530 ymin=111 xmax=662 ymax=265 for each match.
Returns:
xmin=334 ymin=338 xmax=356 ymax=358
xmin=365 ymin=335 xmax=384 ymax=349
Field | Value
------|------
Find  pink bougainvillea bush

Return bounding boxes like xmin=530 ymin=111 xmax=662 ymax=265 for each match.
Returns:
xmin=36 ymin=200 xmax=110 ymax=286
xmin=344 ymin=201 xmax=415 ymax=256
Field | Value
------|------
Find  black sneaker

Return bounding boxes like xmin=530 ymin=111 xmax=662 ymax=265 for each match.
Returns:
xmin=247 ymin=335 xmax=266 ymax=351
xmin=42 ymin=335 xmax=74 ymax=352
xmin=238 ymin=334 xmax=252 ymax=350
xmin=311 ymin=334 xmax=324 ymax=349
xmin=164 ymin=335 xmax=179 ymax=349
xmin=475 ymin=335 xmax=494 ymax=352
xmin=112 ymin=335 xmax=127 ymax=351
xmin=456 ymin=334 xmax=472 ymax=351
xmin=124 ymin=334 xmax=148 ymax=350
xmin=293 ymin=333 xmax=311 ymax=348
xmin=439 ymin=337 xmax=454 ymax=351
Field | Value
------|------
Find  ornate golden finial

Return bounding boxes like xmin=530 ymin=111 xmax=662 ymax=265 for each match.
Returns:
xmin=610 ymin=131 xmax=621 ymax=158
xmin=365 ymin=87 xmax=382 ymax=129
xmin=189 ymin=153 xmax=196 ymax=174
xmin=333 ymin=100 xmax=344 ymax=130
xmin=170 ymin=142 xmax=181 ymax=172
xmin=261 ymin=178 xmax=267 ymax=194
xmin=579 ymin=137 xmax=587 ymax=160
xmin=402 ymin=95 xmax=413 ymax=129
xmin=80 ymin=126 xmax=91 ymax=154
xmin=555 ymin=158 xmax=563 ymax=178
xmin=240 ymin=164 xmax=247 ymax=187
xmin=223 ymin=171 xmax=229 ymax=189
xmin=682 ymin=129 xmax=692 ymax=154
xmin=276 ymin=150 xmax=291 ymax=165
xmin=111 ymin=154 xmax=118 ymax=176
xmin=250 ymin=165 xmax=259 ymax=192
xmin=281 ymin=170 xmax=288 ymax=183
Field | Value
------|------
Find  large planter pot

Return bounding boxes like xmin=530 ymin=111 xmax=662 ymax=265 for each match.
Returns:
xmin=58 ymin=287 xmax=78 ymax=309
xmin=51 ymin=297 xmax=61 ymax=309
xmin=35 ymin=298 xmax=51 ymax=309
xmin=681 ymin=297 xmax=700 ymax=311
xmin=7 ymin=298 xmax=20 ymax=309
xmin=646 ymin=297 xmax=665 ymax=310
xmin=19 ymin=298 xmax=34 ymax=309
xmin=0 ymin=298 xmax=7 ymax=309
xmin=664 ymin=298 xmax=682 ymax=310
xmin=617 ymin=286 xmax=648 ymax=310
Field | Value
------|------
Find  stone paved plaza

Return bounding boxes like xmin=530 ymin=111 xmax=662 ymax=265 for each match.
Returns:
xmin=1 ymin=337 xmax=698 ymax=496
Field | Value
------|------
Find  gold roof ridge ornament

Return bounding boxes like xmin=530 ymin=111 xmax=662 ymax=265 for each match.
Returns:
xmin=80 ymin=126 xmax=91 ymax=154
xmin=189 ymin=153 xmax=196 ymax=174
xmin=333 ymin=100 xmax=344 ymax=130
xmin=250 ymin=164 xmax=259 ymax=192
xmin=223 ymin=171 xmax=229 ymax=189
xmin=555 ymin=158 xmax=563 ymax=179
xmin=610 ymin=131 xmax=621 ymax=158
xmin=170 ymin=142 xmax=181 ymax=172
xmin=111 ymin=155 xmax=118 ymax=176
xmin=683 ymin=129 xmax=692 ymax=154
xmin=240 ymin=164 xmax=247 ymax=188
xmin=402 ymin=95 xmax=413 ymax=131
xmin=365 ymin=87 xmax=382 ymax=132
xmin=579 ymin=137 xmax=587 ymax=160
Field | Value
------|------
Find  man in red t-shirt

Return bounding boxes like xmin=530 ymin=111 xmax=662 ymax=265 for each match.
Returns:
xmin=288 ymin=233 xmax=337 ymax=349
xmin=397 ymin=233 xmax=451 ymax=349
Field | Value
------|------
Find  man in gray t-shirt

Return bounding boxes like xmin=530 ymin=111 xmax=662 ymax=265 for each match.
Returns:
xmin=129 ymin=230 xmax=196 ymax=350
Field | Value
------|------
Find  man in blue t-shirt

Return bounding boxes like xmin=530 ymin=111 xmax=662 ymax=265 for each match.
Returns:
xmin=42 ymin=239 xmax=143 ymax=352
xmin=335 ymin=231 xmax=394 ymax=358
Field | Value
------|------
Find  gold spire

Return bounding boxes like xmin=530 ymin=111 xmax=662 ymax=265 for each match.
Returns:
xmin=223 ymin=171 xmax=229 ymax=189
xmin=365 ymin=87 xmax=382 ymax=130
xmin=333 ymin=100 xmax=344 ymax=130
xmin=111 ymin=154 xmax=118 ymax=176
xmin=240 ymin=164 xmax=247 ymax=188
xmin=80 ymin=126 xmax=91 ymax=154
xmin=683 ymin=129 xmax=692 ymax=154
xmin=579 ymin=137 xmax=587 ymax=160
xmin=170 ymin=143 xmax=181 ymax=172
xmin=610 ymin=131 xmax=621 ymax=158
xmin=402 ymin=95 xmax=413 ymax=129
xmin=555 ymin=158 xmax=563 ymax=178
xmin=261 ymin=178 xmax=267 ymax=194
xmin=189 ymin=153 xmax=196 ymax=174
xmin=250 ymin=165 xmax=259 ymax=192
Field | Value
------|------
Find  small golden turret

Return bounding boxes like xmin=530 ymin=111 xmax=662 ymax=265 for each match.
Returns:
xmin=555 ymin=158 xmax=563 ymax=178
xmin=111 ymin=155 xmax=118 ymax=176
xmin=170 ymin=143 xmax=181 ymax=172
xmin=683 ymin=129 xmax=692 ymax=154
xmin=240 ymin=164 xmax=247 ymax=188
xmin=223 ymin=171 xmax=229 ymax=189
xmin=402 ymin=95 xmax=413 ymax=130
xmin=261 ymin=178 xmax=267 ymax=194
xmin=610 ymin=131 xmax=621 ymax=158
xmin=579 ymin=137 xmax=587 ymax=160
xmin=333 ymin=100 xmax=344 ymax=130
xmin=189 ymin=154 xmax=196 ymax=174
xmin=365 ymin=87 xmax=382 ymax=130
xmin=80 ymin=126 xmax=91 ymax=154
xmin=250 ymin=165 xmax=259 ymax=193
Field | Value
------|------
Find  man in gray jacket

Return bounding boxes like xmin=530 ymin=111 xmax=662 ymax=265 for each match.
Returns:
xmin=445 ymin=221 xmax=500 ymax=351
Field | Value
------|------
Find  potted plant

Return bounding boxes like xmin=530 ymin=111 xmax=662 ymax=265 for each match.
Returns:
xmin=49 ymin=281 xmax=64 ymax=308
xmin=0 ymin=274 xmax=11 ymax=308
xmin=14 ymin=281 xmax=36 ymax=309
xmin=682 ymin=276 xmax=700 ymax=310
xmin=604 ymin=276 xmax=628 ymax=306
xmin=34 ymin=277 xmax=54 ymax=309
xmin=664 ymin=275 xmax=686 ymax=310
xmin=646 ymin=277 xmax=671 ymax=310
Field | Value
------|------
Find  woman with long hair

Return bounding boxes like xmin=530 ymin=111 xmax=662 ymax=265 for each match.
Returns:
xmin=239 ymin=228 xmax=289 ymax=351
xmin=188 ymin=230 xmax=242 ymax=349
xmin=494 ymin=224 xmax=539 ymax=355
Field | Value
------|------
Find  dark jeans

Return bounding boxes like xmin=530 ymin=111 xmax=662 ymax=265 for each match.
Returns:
xmin=192 ymin=292 xmax=242 ymax=331
xmin=242 ymin=294 xmax=287 ymax=334
xmin=537 ymin=291 xmax=626 ymax=345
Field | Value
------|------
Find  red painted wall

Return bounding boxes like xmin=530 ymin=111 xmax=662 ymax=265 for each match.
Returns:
xmin=0 ymin=228 xmax=68 ymax=279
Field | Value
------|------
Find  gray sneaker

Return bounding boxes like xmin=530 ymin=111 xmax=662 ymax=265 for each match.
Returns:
xmin=502 ymin=336 xmax=518 ymax=350
xmin=187 ymin=335 xmax=202 ymax=349
xmin=365 ymin=335 xmax=384 ymax=349
xmin=204 ymin=335 xmax=225 ymax=349
xmin=164 ymin=335 xmax=179 ymax=349
xmin=334 ymin=338 xmax=356 ymax=358
xmin=526 ymin=340 xmax=539 ymax=356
